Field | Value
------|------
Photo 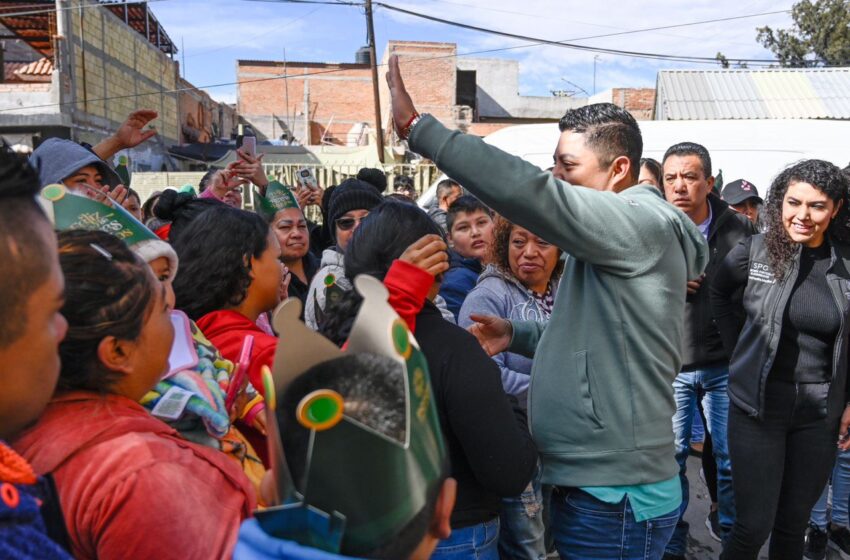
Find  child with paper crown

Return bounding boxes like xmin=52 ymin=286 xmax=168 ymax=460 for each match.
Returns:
xmin=234 ymin=276 xmax=456 ymax=560
xmin=38 ymin=184 xmax=267 ymax=493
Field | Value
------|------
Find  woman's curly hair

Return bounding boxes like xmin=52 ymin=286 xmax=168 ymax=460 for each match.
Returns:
xmin=489 ymin=216 xmax=564 ymax=288
xmin=764 ymin=159 xmax=850 ymax=276
xmin=171 ymin=206 xmax=270 ymax=320
xmin=57 ymin=230 xmax=156 ymax=393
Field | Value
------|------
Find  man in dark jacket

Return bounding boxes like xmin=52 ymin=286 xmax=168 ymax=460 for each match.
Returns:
xmin=662 ymin=142 xmax=756 ymax=558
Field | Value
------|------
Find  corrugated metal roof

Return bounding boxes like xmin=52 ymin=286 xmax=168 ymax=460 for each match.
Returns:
xmin=656 ymin=68 xmax=850 ymax=120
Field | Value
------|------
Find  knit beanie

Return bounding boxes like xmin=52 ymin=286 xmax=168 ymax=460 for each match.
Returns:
xmin=356 ymin=167 xmax=387 ymax=193
xmin=327 ymin=179 xmax=383 ymax=241
xmin=132 ymin=238 xmax=179 ymax=281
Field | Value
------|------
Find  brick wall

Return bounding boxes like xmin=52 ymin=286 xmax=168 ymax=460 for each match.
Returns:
xmin=178 ymin=77 xmax=237 ymax=143
xmin=67 ymin=0 xmax=179 ymax=145
xmin=613 ymin=88 xmax=656 ymax=120
xmin=238 ymin=41 xmax=463 ymax=146
xmin=237 ymin=60 xmax=373 ymax=144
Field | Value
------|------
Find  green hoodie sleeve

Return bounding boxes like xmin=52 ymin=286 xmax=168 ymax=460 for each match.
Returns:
xmin=409 ymin=115 xmax=674 ymax=277
xmin=508 ymin=319 xmax=547 ymax=358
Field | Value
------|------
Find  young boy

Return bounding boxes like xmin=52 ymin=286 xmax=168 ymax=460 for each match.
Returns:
xmin=438 ymin=195 xmax=495 ymax=319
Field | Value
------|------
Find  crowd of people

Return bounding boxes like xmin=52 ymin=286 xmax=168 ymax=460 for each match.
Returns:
xmin=1 ymin=54 xmax=850 ymax=560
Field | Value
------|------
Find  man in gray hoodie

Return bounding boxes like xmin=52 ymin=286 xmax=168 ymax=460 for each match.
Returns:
xmin=387 ymin=55 xmax=708 ymax=558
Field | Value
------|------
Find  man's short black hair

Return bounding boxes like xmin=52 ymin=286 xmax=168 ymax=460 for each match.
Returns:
xmin=435 ymin=179 xmax=460 ymax=202
xmin=662 ymin=141 xmax=713 ymax=179
xmin=558 ymin=103 xmax=643 ymax=181
xmin=0 ymin=147 xmax=53 ymax=348
xmin=447 ymin=195 xmax=492 ymax=233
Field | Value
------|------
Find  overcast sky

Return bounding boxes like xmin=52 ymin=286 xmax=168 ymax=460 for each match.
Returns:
xmin=151 ymin=0 xmax=796 ymax=105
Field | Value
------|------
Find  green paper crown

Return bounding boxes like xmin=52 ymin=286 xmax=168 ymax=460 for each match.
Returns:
xmin=257 ymin=275 xmax=446 ymax=555
xmin=40 ymin=184 xmax=158 ymax=246
xmin=254 ymin=180 xmax=300 ymax=220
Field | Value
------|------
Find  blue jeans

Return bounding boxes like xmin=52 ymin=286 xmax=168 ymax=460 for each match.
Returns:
xmin=499 ymin=463 xmax=546 ymax=560
xmin=551 ymin=488 xmax=678 ymax=559
xmin=811 ymin=448 xmax=850 ymax=529
xmin=432 ymin=518 xmax=500 ymax=560
xmin=665 ymin=365 xmax=734 ymax=556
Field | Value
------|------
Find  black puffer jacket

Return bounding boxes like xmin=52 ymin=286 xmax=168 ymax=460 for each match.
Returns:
xmin=681 ymin=195 xmax=756 ymax=369
xmin=710 ymin=234 xmax=850 ymax=420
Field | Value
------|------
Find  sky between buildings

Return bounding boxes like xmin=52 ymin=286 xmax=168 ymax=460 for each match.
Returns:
xmin=151 ymin=0 xmax=795 ymax=105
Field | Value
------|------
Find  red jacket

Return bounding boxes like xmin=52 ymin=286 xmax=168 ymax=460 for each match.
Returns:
xmin=195 ymin=310 xmax=277 ymax=393
xmin=196 ymin=260 xmax=434 ymax=393
xmin=13 ymin=392 xmax=256 ymax=560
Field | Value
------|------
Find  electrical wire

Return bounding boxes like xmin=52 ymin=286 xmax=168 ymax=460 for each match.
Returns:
xmin=184 ymin=5 xmax=324 ymax=58
xmin=374 ymin=2 xmax=782 ymax=65
xmin=0 ymin=2 xmax=794 ymax=112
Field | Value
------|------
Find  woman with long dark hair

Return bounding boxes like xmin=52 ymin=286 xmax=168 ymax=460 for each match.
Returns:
xmin=711 ymin=159 xmax=850 ymax=559
xmin=13 ymin=231 xmax=255 ymax=560
xmin=321 ymin=200 xmax=537 ymax=560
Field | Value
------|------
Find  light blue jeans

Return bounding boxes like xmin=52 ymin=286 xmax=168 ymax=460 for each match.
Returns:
xmin=498 ymin=463 xmax=546 ymax=560
xmin=432 ymin=518 xmax=500 ymax=560
xmin=666 ymin=365 xmax=735 ymax=556
xmin=811 ymin=448 xmax=850 ymax=529
xmin=550 ymin=488 xmax=678 ymax=559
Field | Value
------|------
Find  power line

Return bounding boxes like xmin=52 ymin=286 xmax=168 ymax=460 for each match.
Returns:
xmin=184 ymin=5 xmax=324 ymax=58
xmin=0 ymin=5 xmax=794 ymax=112
xmin=374 ymin=2 xmax=783 ymax=65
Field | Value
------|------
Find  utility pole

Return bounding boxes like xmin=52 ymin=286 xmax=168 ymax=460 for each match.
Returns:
xmin=593 ymin=55 xmax=600 ymax=95
xmin=365 ymin=0 xmax=385 ymax=163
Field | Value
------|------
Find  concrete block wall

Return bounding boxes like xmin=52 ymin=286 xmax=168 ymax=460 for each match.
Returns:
xmin=66 ymin=0 xmax=179 ymax=145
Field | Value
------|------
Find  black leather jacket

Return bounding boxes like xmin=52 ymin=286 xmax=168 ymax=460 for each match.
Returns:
xmin=681 ymin=195 xmax=756 ymax=369
xmin=711 ymin=234 xmax=850 ymax=420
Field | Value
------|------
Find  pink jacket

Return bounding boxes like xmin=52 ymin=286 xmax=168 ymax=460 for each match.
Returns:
xmin=13 ymin=392 xmax=256 ymax=560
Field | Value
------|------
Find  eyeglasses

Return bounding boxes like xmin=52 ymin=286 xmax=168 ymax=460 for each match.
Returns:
xmin=335 ymin=214 xmax=368 ymax=231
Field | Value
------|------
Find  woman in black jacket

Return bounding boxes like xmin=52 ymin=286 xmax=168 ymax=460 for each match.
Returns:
xmin=320 ymin=200 xmax=538 ymax=560
xmin=711 ymin=159 xmax=850 ymax=559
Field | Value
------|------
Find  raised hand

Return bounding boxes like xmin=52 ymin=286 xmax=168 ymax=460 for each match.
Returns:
xmin=93 ymin=109 xmax=158 ymax=160
xmin=233 ymin=149 xmax=268 ymax=188
xmin=467 ymin=314 xmax=512 ymax=357
xmin=385 ymin=55 xmax=418 ymax=138
xmin=115 ymin=109 xmax=158 ymax=148
xmin=399 ymin=234 xmax=449 ymax=277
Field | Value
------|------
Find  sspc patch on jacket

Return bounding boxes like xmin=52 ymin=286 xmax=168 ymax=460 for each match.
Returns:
xmin=749 ymin=261 xmax=775 ymax=284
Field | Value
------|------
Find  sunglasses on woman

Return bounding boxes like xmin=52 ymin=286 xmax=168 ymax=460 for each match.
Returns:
xmin=335 ymin=214 xmax=368 ymax=231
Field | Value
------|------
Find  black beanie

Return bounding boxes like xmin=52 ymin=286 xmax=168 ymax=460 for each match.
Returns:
xmin=356 ymin=167 xmax=387 ymax=193
xmin=327 ymin=179 xmax=383 ymax=241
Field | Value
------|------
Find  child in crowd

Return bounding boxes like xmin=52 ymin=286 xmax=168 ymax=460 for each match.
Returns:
xmin=14 ymin=231 xmax=256 ymax=560
xmin=439 ymin=195 xmax=495 ymax=319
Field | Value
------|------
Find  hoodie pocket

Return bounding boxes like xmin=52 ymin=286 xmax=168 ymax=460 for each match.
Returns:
xmin=576 ymin=351 xmax=605 ymax=430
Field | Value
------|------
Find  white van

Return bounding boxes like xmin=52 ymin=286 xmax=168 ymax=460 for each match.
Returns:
xmin=417 ymin=119 xmax=850 ymax=208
